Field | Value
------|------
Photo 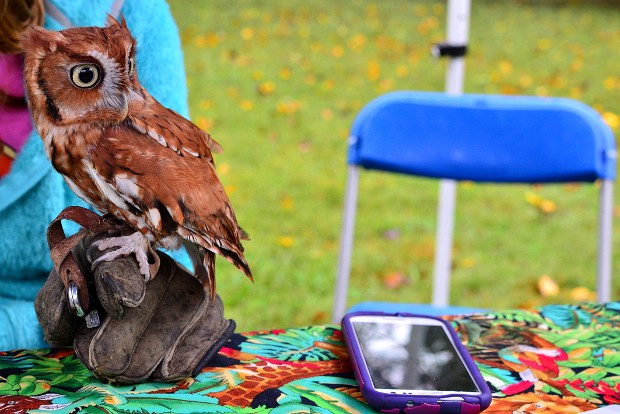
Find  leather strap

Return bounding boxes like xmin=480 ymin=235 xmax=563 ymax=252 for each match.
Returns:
xmin=47 ymin=206 xmax=118 ymax=314
xmin=43 ymin=0 xmax=75 ymax=28
xmin=44 ymin=0 xmax=126 ymax=29
xmin=109 ymin=0 xmax=126 ymax=21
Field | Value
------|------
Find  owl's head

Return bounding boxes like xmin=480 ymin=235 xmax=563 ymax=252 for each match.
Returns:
xmin=22 ymin=17 xmax=141 ymax=127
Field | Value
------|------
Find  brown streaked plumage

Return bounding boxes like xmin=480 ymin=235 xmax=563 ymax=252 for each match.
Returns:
xmin=22 ymin=17 xmax=251 ymax=297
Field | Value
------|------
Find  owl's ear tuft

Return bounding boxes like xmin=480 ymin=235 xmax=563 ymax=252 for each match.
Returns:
xmin=21 ymin=26 xmax=67 ymax=53
xmin=106 ymin=14 xmax=128 ymax=29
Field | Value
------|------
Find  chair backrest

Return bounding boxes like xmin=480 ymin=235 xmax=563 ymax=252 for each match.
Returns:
xmin=348 ymin=91 xmax=615 ymax=182
xmin=332 ymin=91 xmax=616 ymax=323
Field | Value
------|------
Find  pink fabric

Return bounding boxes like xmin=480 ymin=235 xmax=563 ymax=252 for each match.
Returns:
xmin=0 ymin=54 xmax=26 ymax=97
xmin=0 ymin=53 xmax=32 ymax=152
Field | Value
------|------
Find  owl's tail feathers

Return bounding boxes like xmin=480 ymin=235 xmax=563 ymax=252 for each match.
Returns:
xmin=239 ymin=227 xmax=250 ymax=241
xmin=198 ymin=248 xmax=216 ymax=300
xmin=179 ymin=228 xmax=253 ymax=290
xmin=212 ymin=236 xmax=253 ymax=283
xmin=183 ymin=240 xmax=216 ymax=298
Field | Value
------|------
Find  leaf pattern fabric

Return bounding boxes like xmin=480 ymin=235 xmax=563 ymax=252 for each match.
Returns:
xmin=0 ymin=302 xmax=618 ymax=413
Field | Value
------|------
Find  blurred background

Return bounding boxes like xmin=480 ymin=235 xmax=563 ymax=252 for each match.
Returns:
xmin=168 ymin=0 xmax=620 ymax=331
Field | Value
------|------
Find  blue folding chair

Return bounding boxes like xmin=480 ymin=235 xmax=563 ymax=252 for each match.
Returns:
xmin=332 ymin=91 xmax=616 ymax=323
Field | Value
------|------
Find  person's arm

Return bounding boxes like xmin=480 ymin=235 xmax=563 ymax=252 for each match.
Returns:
xmin=0 ymin=0 xmax=191 ymax=351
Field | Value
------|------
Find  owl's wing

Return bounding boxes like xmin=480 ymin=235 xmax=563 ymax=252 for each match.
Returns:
xmin=93 ymin=122 xmax=251 ymax=281
xmin=128 ymin=104 xmax=222 ymax=164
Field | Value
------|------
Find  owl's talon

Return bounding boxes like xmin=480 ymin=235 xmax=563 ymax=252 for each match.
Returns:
xmin=91 ymin=232 xmax=153 ymax=282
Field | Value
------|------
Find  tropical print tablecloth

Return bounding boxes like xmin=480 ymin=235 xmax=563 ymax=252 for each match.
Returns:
xmin=0 ymin=301 xmax=618 ymax=413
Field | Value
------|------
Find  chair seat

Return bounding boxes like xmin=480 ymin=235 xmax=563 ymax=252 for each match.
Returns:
xmin=347 ymin=301 xmax=488 ymax=317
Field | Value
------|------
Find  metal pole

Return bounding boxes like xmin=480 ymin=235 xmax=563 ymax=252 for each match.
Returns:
xmin=597 ymin=179 xmax=614 ymax=302
xmin=444 ymin=0 xmax=470 ymax=95
xmin=332 ymin=166 xmax=361 ymax=323
xmin=431 ymin=0 xmax=471 ymax=306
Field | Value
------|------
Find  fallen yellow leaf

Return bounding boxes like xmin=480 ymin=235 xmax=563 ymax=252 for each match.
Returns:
xmin=525 ymin=191 xmax=557 ymax=214
xmin=382 ymin=272 xmax=410 ymax=290
xmin=331 ymin=45 xmax=345 ymax=58
xmin=277 ymin=236 xmax=294 ymax=248
xmin=348 ymin=33 xmax=367 ymax=50
xmin=217 ymin=163 xmax=230 ymax=175
xmin=525 ymin=191 xmax=543 ymax=206
xmin=395 ymin=64 xmax=408 ymax=78
xmin=196 ymin=116 xmax=213 ymax=131
xmin=240 ymin=27 xmax=254 ymax=40
xmin=257 ymin=81 xmax=276 ymax=95
xmin=602 ymin=111 xmax=619 ymax=130
xmin=199 ymin=99 xmax=213 ymax=110
xmin=276 ymin=100 xmax=301 ymax=115
xmin=367 ymin=60 xmax=381 ymax=82
xmin=321 ymin=108 xmax=334 ymax=120
xmin=537 ymin=274 xmax=559 ymax=297
xmin=519 ymin=75 xmax=533 ymax=88
xmin=499 ymin=60 xmax=513 ymax=74
xmin=239 ymin=100 xmax=254 ymax=111
xmin=539 ymin=200 xmax=557 ymax=214
xmin=570 ymin=286 xmax=595 ymax=301
xmin=536 ymin=38 xmax=552 ymax=51
xmin=281 ymin=196 xmax=294 ymax=210
xmin=460 ymin=257 xmax=477 ymax=269
xmin=279 ymin=67 xmax=292 ymax=80
xmin=603 ymin=76 xmax=618 ymax=90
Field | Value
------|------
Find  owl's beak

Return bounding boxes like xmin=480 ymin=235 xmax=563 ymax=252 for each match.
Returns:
xmin=100 ymin=92 xmax=129 ymax=123
xmin=111 ymin=93 xmax=129 ymax=121
xmin=119 ymin=95 xmax=129 ymax=120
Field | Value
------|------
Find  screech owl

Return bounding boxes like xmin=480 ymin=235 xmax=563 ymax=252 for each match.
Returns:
xmin=22 ymin=17 xmax=252 ymax=297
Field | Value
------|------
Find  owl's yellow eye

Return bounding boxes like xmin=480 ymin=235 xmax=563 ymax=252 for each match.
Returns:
xmin=70 ymin=64 xmax=101 ymax=89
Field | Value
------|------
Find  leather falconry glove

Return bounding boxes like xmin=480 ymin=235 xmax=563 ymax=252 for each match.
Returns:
xmin=35 ymin=206 xmax=235 ymax=383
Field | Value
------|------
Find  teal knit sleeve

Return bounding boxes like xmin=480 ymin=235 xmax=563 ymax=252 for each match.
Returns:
xmin=0 ymin=0 xmax=191 ymax=351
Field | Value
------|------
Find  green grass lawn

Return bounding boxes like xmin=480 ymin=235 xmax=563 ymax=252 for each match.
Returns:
xmin=168 ymin=0 xmax=620 ymax=331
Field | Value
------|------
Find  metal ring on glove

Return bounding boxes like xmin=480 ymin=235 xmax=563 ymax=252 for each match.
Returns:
xmin=67 ymin=281 xmax=86 ymax=317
